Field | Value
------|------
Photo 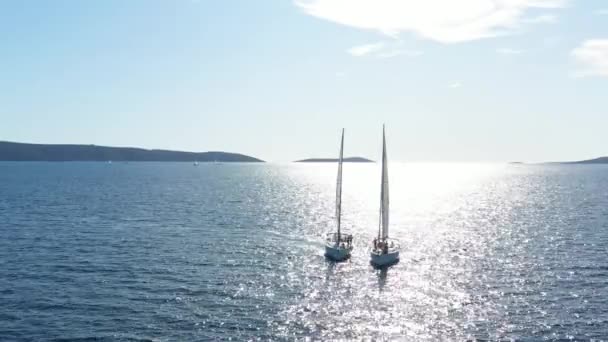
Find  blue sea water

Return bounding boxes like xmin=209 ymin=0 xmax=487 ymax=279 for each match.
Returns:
xmin=1 ymin=162 xmax=607 ymax=341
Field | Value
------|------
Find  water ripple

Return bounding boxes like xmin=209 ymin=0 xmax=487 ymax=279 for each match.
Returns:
xmin=1 ymin=162 xmax=607 ymax=340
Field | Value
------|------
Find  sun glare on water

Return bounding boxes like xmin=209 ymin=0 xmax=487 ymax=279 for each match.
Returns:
xmin=270 ymin=162 xmax=520 ymax=339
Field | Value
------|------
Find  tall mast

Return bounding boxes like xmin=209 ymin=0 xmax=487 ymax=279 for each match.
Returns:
xmin=336 ymin=128 xmax=344 ymax=241
xmin=378 ymin=125 xmax=389 ymax=240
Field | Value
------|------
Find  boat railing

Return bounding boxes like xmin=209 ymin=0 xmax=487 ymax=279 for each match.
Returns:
xmin=326 ymin=232 xmax=353 ymax=242
xmin=372 ymin=238 xmax=400 ymax=251
xmin=388 ymin=238 xmax=401 ymax=249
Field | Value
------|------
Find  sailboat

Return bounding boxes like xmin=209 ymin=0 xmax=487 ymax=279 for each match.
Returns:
xmin=325 ymin=128 xmax=353 ymax=261
xmin=370 ymin=125 xmax=400 ymax=267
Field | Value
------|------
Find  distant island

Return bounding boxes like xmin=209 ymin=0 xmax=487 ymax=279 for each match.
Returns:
xmin=512 ymin=157 xmax=608 ymax=165
xmin=295 ymin=157 xmax=374 ymax=163
xmin=0 ymin=141 xmax=264 ymax=162
xmin=562 ymin=157 xmax=608 ymax=164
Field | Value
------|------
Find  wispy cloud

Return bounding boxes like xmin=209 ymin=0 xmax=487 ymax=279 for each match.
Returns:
xmin=347 ymin=42 xmax=422 ymax=59
xmin=595 ymin=9 xmax=608 ymax=15
xmin=377 ymin=49 xmax=423 ymax=59
xmin=295 ymin=0 xmax=567 ymax=44
xmin=347 ymin=42 xmax=384 ymax=56
xmin=497 ymin=48 xmax=524 ymax=55
xmin=522 ymin=13 xmax=558 ymax=24
xmin=571 ymin=39 xmax=608 ymax=78
xmin=449 ymin=81 xmax=462 ymax=88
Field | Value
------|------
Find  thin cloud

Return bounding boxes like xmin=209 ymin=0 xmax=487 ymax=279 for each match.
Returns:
xmin=377 ymin=49 xmax=423 ymax=59
xmin=295 ymin=0 xmax=567 ymax=44
xmin=497 ymin=48 xmax=524 ymax=54
xmin=522 ymin=13 xmax=558 ymax=23
xmin=347 ymin=42 xmax=422 ymax=59
xmin=571 ymin=39 xmax=608 ymax=78
xmin=347 ymin=42 xmax=384 ymax=56
xmin=595 ymin=9 xmax=608 ymax=15
xmin=449 ymin=82 xmax=462 ymax=88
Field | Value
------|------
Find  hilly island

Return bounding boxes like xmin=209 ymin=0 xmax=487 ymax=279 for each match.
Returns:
xmin=562 ymin=157 xmax=608 ymax=164
xmin=0 ymin=141 xmax=264 ymax=162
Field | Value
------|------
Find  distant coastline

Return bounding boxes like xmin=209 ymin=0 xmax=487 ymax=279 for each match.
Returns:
xmin=511 ymin=157 xmax=608 ymax=165
xmin=0 ymin=141 xmax=264 ymax=162
xmin=295 ymin=157 xmax=374 ymax=163
xmin=560 ymin=157 xmax=608 ymax=164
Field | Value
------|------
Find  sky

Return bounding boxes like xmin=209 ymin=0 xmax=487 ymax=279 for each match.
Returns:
xmin=0 ymin=0 xmax=607 ymax=162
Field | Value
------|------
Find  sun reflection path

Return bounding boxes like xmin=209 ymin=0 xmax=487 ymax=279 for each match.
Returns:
xmin=272 ymin=162 xmax=531 ymax=340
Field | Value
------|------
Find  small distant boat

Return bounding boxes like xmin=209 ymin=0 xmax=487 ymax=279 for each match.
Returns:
xmin=370 ymin=125 xmax=400 ymax=267
xmin=193 ymin=161 xmax=199 ymax=166
xmin=325 ymin=128 xmax=353 ymax=261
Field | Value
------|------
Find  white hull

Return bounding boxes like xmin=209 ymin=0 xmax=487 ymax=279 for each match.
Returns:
xmin=370 ymin=250 xmax=399 ymax=267
xmin=325 ymin=244 xmax=352 ymax=261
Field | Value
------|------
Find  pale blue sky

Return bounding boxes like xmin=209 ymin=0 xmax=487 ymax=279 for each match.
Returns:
xmin=1 ymin=0 xmax=607 ymax=162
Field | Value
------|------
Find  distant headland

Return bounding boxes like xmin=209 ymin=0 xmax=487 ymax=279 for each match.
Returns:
xmin=561 ymin=157 xmax=608 ymax=164
xmin=510 ymin=157 xmax=608 ymax=165
xmin=0 ymin=141 xmax=264 ymax=162
xmin=295 ymin=157 xmax=374 ymax=163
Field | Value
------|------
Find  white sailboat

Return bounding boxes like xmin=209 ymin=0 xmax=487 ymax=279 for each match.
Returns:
xmin=370 ymin=125 xmax=400 ymax=267
xmin=325 ymin=128 xmax=353 ymax=261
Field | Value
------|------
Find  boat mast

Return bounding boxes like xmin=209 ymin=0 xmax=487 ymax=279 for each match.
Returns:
xmin=378 ymin=125 xmax=389 ymax=240
xmin=336 ymin=128 xmax=344 ymax=241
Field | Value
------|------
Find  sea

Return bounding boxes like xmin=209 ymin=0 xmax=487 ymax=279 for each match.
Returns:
xmin=1 ymin=162 xmax=607 ymax=341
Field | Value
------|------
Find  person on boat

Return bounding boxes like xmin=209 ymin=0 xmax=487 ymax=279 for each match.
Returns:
xmin=383 ymin=242 xmax=388 ymax=254
xmin=373 ymin=238 xmax=377 ymax=249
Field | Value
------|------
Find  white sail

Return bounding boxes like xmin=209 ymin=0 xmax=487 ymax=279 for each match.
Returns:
xmin=379 ymin=125 xmax=389 ymax=239
xmin=336 ymin=128 xmax=344 ymax=239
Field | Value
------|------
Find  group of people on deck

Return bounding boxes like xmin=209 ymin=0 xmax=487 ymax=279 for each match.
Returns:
xmin=337 ymin=234 xmax=352 ymax=249
xmin=373 ymin=238 xmax=392 ymax=254
xmin=333 ymin=235 xmax=395 ymax=253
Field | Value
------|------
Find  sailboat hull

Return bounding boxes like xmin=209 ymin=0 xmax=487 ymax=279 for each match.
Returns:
xmin=325 ymin=244 xmax=352 ymax=261
xmin=370 ymin=250 xmax=399 ymax=267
